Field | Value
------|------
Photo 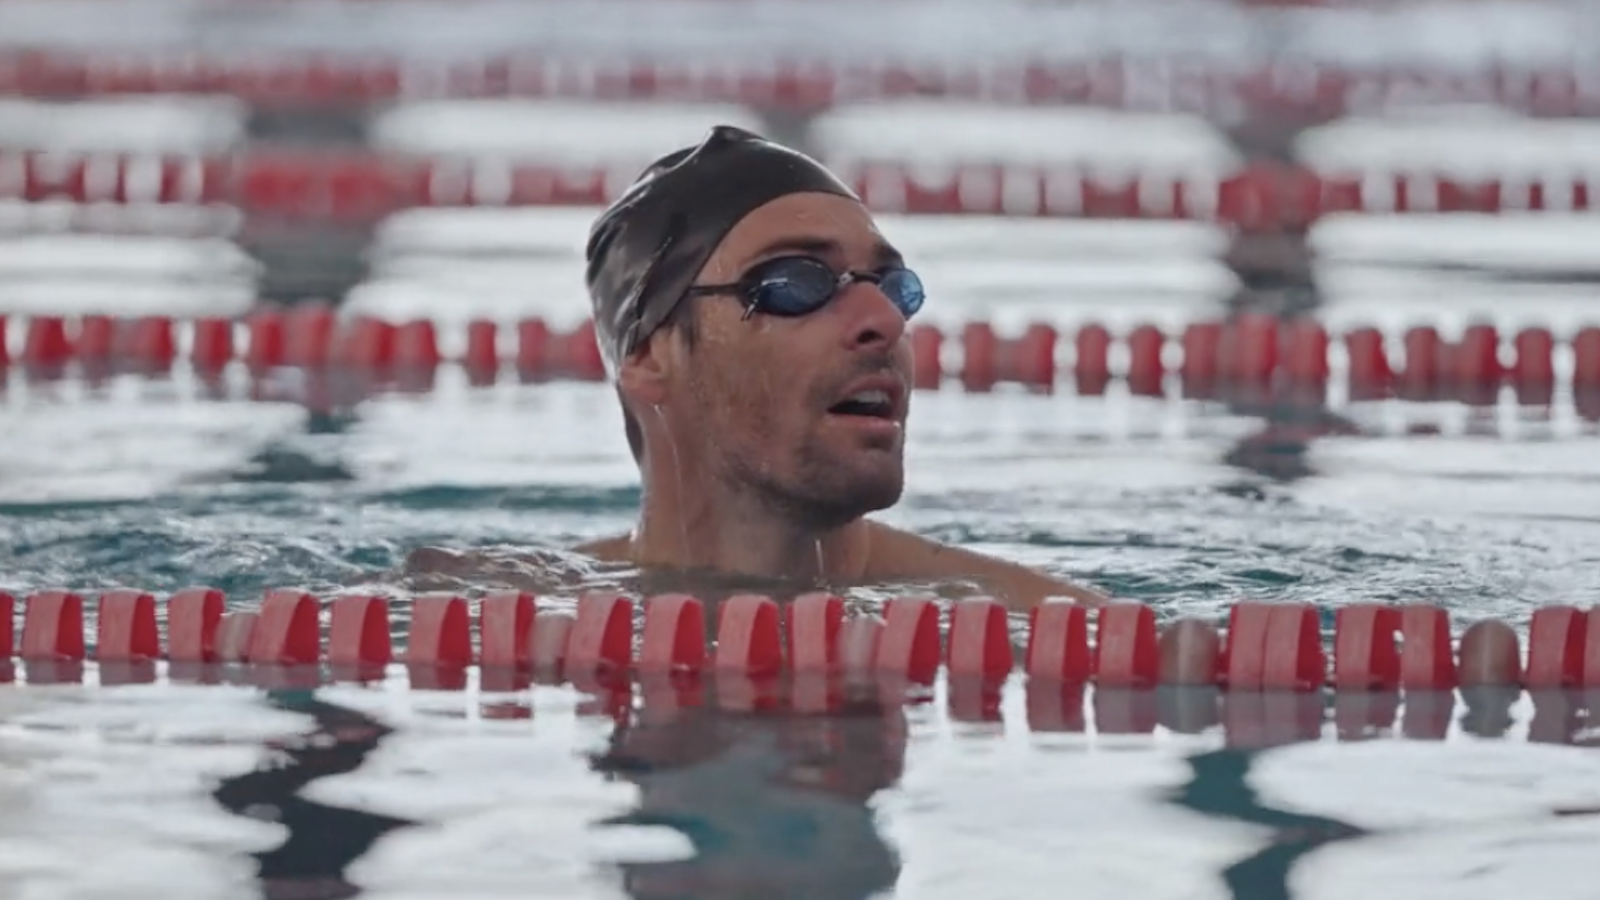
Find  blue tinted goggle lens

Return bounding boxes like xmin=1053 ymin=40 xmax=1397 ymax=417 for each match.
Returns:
xmin=743 ymin=256 xmax=925 ymax=319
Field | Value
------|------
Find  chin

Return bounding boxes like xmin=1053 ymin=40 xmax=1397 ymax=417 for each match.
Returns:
xmin=836 ymin=470 xmax=905 ymax=517
xmin=779 ymin=468 xmax=902 ymax=529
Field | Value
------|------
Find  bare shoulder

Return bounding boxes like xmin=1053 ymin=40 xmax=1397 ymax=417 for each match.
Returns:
xmin=395 ymin=536 xmax=630 ymax=594
xmin=861 ymin=520 xmax=1109 ymax=609
xmin=573 ymin=533 xmax=632 ymax=562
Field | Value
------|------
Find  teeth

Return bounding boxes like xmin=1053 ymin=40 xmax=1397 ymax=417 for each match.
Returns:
xmin=848 ymin=389 xmax=890 ymax=405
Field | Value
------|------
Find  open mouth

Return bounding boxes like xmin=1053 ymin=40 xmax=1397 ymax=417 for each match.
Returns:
xmin=828 ymin=389 xmax=897 ymax=419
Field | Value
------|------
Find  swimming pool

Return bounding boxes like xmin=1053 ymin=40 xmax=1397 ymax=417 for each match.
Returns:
xmin=4 ymin=207 xmax=1600 ymax=900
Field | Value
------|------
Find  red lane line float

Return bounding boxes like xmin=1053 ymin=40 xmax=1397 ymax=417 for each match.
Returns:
xmin=251 ymin=589 xmax=321 ymax=665
xmin=1095 ymin=603 xmax=1160 ymax=688
xmin=21 ymin=590 xmax=85 ymax=662
xmin=909 ymin=325 xmax=942 ymax=390
xmin=478 ymin=590 xmax=535 ymax=690
xmin=129 ymin=316 xmax=177 ymax=373
xmin=566 ymin=592 xmax=633 ymax=677
xmin=959 ymin=323 xmax=999 ymax=392
xmin=948 ymin=597 xmax=1013 ymax=681
xmin=406 ymin=593 xmax=472 ymax=689
xmin=96 ymin=589 xmax=160 ymax=662
xmin=1026 ymin=600 xmax=1092 ymax=682
xmin=1344 ymin=327 xmax=1392 ymax=401
xmin=1073 ymin=323 xmax=1111 ymax=396
xmin=1218 ymin=313 xmax=1279 ymax=388
xmin=1126 ymin=324 xmax=1166 ymax=397
xmin=464 ymin=319 xmax=500 ymax=382
xmin=0 ymin=592 xmax=14 ymax=663
xmin=328 ymin=594 xmax=393 ymax=670
xmin=1282 ymin=320 xmax=1329 ymax=386
xmin=878 ymin=596 xmax=942 ymax=685
xmin=406 ymin=593 xmax=472 ymax=667
xmin=1399 ymin=605 xmax=1457 ymax=690
xmin=22 ymin=317 xmax=72 ymax=371
xmin=1332 ymin=604 xmax=1400 ymax=691
xmin=191 ymin=317 xmax=234 ymax=373
xmin=786 ymin=592 xmax=845 ymax=673
xmin=712 ymin=594 xmax=785 ymax=709
xmin=479 ymin=590 xmax=535 ymax=670
xmin=334 ymin=316 xmax=397 ymax=370
xmin=639 ymin=593 xmax=707 ymax=675
xmin=1030 ymin=598 xmax=1094 ymax=733
xmin=1456 ymin=323 xmax=1502 ymax=402
xmin=1576 ymin=327 xmax=1600 ymax=389
xmin=283 ymin=306 xmax=337 ymax=369
xmin=242 ymin=311 xmax=284 ymax=370
xmin=77 ymin=315 xmax=115 ymax=364
xmin=714 ymin=594 xmax=784 ymax=677
xmin=394 ymin=320 xmax=442 ymax=371
xmin=1525 ymin=605 xmax=1587 ymax=689
xmin=167 ymin=587 xmax=225 ymax=663
xmin=948 ymin=596 xmax=1013 ymax=721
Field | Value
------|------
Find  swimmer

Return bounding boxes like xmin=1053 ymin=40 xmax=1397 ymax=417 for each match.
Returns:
xmin=398 ymin=126 xmax=1539 ymax=694
xmin=407 ymin=125 xmax=1108 ymax=610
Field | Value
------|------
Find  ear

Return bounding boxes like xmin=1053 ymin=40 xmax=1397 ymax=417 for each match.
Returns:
xmin=615 ymin=327 xmax=674 ymax=408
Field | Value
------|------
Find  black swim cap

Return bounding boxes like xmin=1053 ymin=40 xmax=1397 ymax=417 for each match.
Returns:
xmin=584 ymin=124 xmax=861 ymax=374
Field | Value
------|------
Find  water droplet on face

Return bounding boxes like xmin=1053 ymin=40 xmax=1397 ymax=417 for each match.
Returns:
xmin=650 ymin=402 xmax=691 ymax=560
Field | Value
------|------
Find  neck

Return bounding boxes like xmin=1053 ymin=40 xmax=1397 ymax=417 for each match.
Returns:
xmin=628 ymin=448 xmax=865 ymax=584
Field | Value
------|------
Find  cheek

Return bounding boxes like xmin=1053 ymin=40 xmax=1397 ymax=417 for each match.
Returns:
xmin=689 ymin=334 xmax=805 ymax=431
xmin=892 ymin=333 xmax=915 ymax=369
xmin=684 ymin=335 xmax=767 ymax=419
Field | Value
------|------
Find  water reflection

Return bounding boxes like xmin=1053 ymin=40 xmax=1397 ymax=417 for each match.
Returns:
xmin=202 ymin=675 xmax=906 ymax=900
xmin=589 ymin=676 xmax=905 ymax=900
xmin=211 ymin=693 xmax=418 ymax=900
xmin=1169 ymin=686 xmax=1600 ymax=900
xmin=197 ymin=676 xmax=1600 ymax=900
xmin=1173 ymin=749 xmax=1369 ymax=900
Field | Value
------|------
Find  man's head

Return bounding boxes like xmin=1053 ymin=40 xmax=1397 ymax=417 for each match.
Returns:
xmin=584 ymin=125 xmax=924 ymax=529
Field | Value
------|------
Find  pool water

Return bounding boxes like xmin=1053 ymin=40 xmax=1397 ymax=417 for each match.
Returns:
xmin=4 ymin=209 xmax=1600 ymax=900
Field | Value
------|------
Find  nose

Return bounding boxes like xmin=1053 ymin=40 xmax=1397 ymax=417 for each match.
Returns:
xmin=836 ymin=279 xmax=908 ymax=351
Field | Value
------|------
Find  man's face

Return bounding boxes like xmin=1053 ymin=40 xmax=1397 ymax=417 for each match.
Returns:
xmin=669 ymin=192 xmax=915 ymax=528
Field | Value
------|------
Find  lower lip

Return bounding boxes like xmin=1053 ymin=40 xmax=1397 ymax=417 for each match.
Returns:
xmin=827 ymin=413 xmax=902 ymax=440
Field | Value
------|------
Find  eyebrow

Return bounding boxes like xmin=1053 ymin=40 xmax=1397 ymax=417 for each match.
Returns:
xmin=744 ymin=235 xmax=904 ymax=270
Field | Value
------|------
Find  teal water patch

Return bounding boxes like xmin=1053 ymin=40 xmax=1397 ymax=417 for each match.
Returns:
xmin=0 ymin=482 xmax=635 ymax=599
xmin=3 ymin=457 xmax=1599 ymax=628
xmin=364 ymin=484 xmax=641 ymax=513
xmin=887 ymin=479 xmax=1600 ymax=626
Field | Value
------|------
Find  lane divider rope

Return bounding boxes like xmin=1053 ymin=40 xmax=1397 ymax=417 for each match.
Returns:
xmin=2 ymin=588 xmax=1596 ymax=743
xmin=1 ymin=51 xmax=1593 ymax=117
xmin=0 ymin=151 xmax=1593 ymax=225
xmin=4 ymin=311 xmax=1598 ymax=410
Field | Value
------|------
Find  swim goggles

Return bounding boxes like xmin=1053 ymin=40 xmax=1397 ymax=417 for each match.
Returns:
xmin=686 ymin=255 xmax=926 ymax=321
